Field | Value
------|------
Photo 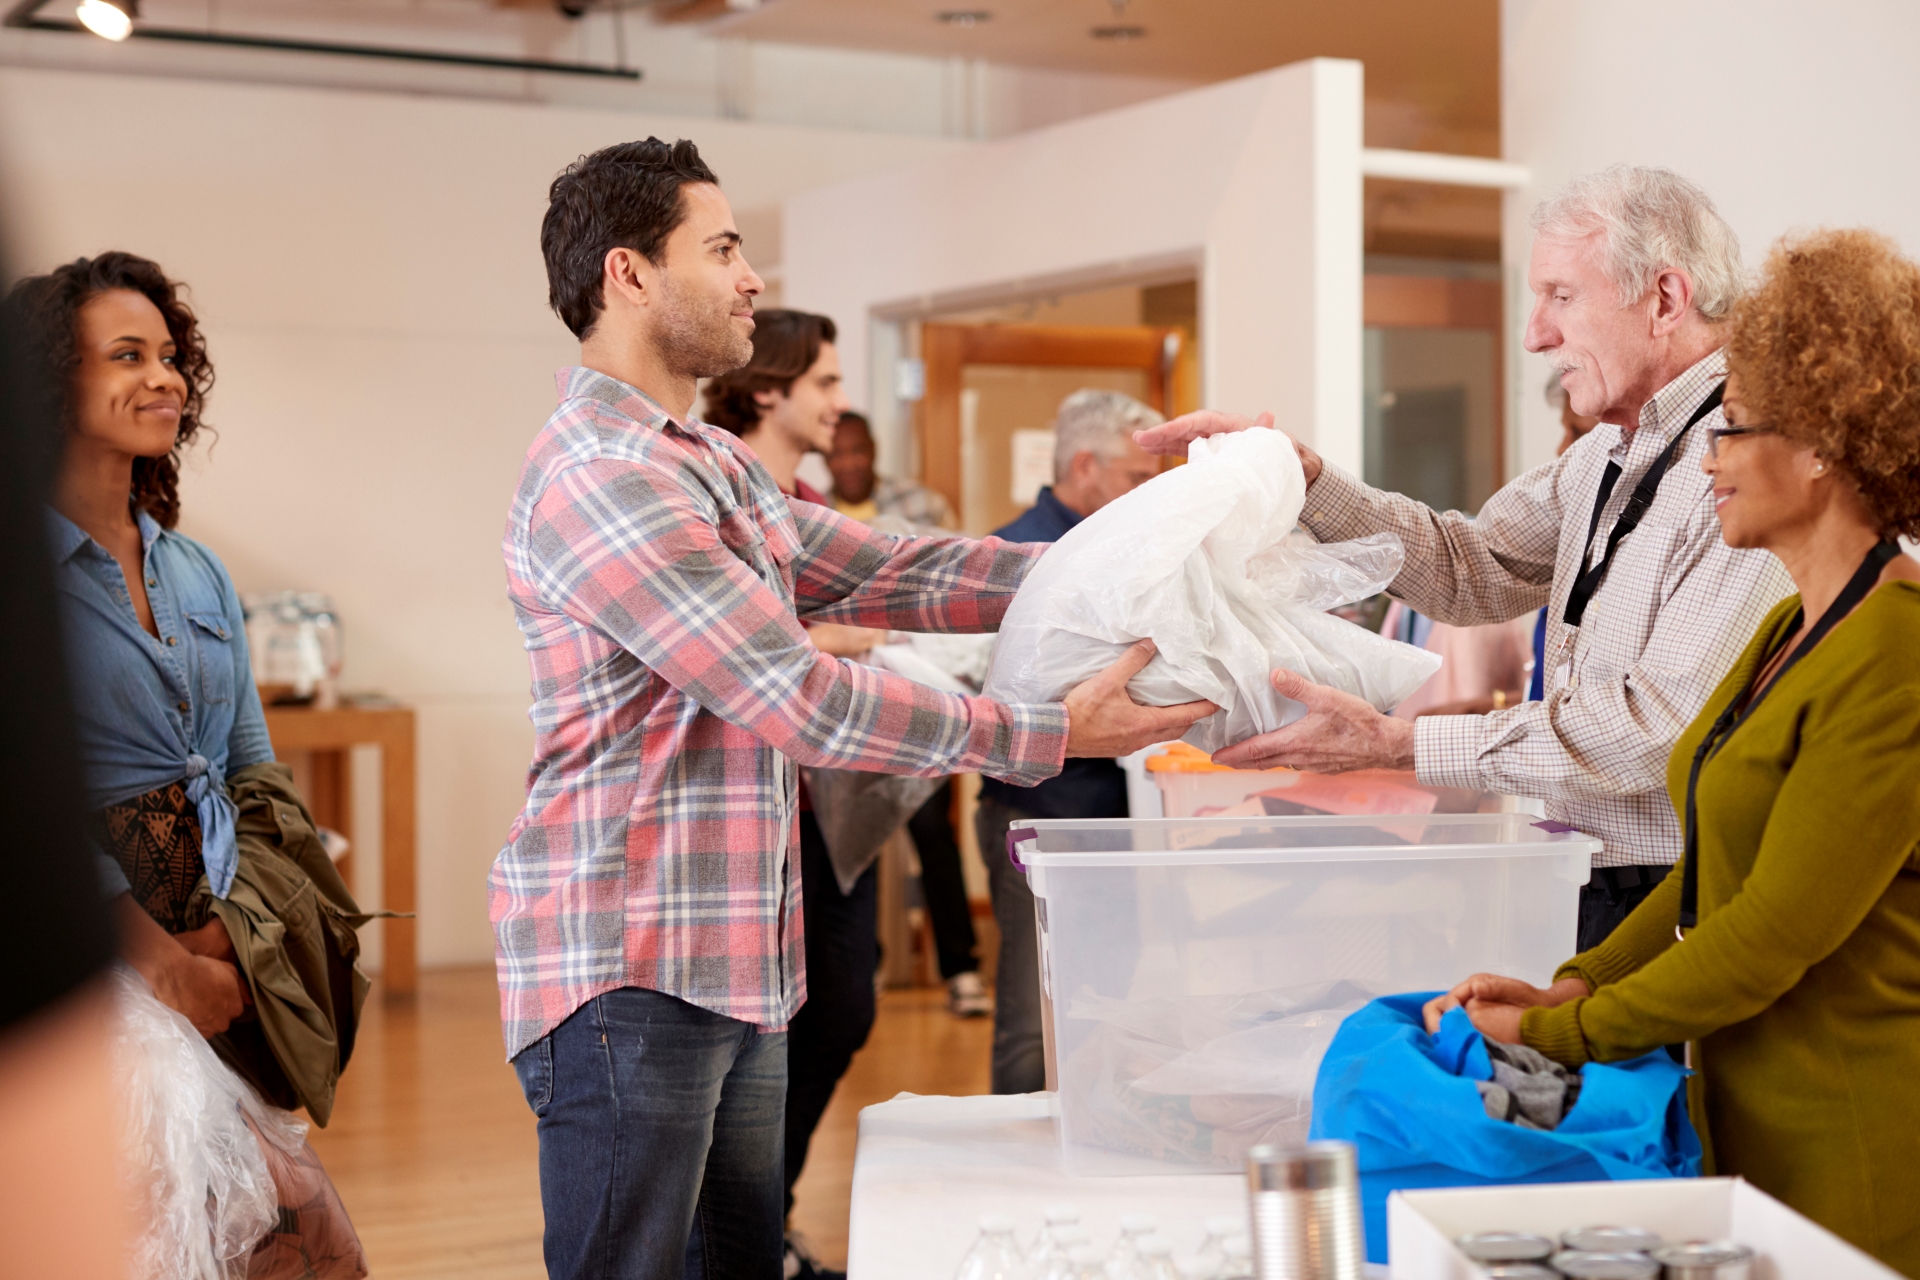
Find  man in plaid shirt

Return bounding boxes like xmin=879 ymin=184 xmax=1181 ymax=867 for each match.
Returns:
xmin=494 ymin=137 xmax=1211 ymax=1280
xmin=1136 ymin=165 xmax=1793 ymax=957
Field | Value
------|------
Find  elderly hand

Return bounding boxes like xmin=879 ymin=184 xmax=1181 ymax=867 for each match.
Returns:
xmin=1064 ymin=639 xmax=1217 ymax=758
xmin=1131 ymin=411 xmax=1325 ymax=485
xmin=1422 ymin=974 xmax=1592 ymax=1040
xmin=1213 ymin=668 xmax=1414 ymax=773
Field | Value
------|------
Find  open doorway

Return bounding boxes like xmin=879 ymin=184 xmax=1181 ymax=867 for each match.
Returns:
xmin=1362 ymin=178 xmax=1505 ymax=514
xmin=909 ymin=280 xmax=1200 ymax=535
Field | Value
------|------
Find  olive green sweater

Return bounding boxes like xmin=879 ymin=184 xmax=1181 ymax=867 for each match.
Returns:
xmin=1522 ymin=582 xmax=1920 ymax=1277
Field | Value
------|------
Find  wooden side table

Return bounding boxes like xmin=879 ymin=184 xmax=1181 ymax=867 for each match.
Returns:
xmin=262 ymin=701 xmax=418 ymax=996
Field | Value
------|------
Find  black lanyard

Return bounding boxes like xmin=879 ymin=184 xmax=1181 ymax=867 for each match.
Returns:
xmin=1562 ymin=383 xmax=1726 ymax=628
xmin=1678 ymin=539 xmax=1903 ymax=929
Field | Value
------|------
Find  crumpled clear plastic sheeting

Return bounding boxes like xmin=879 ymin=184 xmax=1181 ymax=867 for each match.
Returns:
xmin=1263 ymin=529 xmax=1408 ymax=613
xmin=109 ymin=965 xmax=289 ymax=1280
xmin=1059 ymin=980 xmax=1375 ymax=1171
xmin=981 ymin=429 xmax=1440 ymax=753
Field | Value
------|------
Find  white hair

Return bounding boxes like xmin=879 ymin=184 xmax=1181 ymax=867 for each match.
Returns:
xmin=1051 ymin=389 xmax=1162 ymax=481
xmin=1530 ymin=164 xmax=1745 ymax=320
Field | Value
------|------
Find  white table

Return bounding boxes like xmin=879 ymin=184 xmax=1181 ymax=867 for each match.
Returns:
xmin=847 ymin=1093 xmax=1244 ymax=1278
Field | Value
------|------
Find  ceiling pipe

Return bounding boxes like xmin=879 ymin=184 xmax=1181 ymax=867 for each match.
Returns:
xmin=4 ymin=0 xmax=643 ymax=79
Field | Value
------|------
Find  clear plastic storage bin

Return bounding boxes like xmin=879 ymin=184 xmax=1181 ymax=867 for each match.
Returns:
xmin=1013 ymin=813 xmax=1596 ymax=1176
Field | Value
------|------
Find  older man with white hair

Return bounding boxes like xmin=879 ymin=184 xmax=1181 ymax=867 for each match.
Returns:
xmin=1137 ymin=165 xmax=1793 ymax=950
xmin=978 ymin=388 xmax=1163 ymax=1094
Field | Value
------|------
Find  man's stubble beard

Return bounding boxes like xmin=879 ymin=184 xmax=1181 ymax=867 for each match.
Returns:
xmin=652 ymin=270 xmax=753 ymax=381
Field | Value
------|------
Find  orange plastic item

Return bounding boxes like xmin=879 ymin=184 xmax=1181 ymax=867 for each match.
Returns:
xmin=1142 ymin=741 xmax=1292 ymax=775
xmin=1145 ymin=743 xmax=1466 ymax=818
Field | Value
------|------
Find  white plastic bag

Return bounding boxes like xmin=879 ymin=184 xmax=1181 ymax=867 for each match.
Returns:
xmin=982 ymin=428 xmax=1439 ymax=753
xmin=108 ymin=966 xmax=367 ymax=1280
xmin=109 ymin=965 xmax=284 ymax=1280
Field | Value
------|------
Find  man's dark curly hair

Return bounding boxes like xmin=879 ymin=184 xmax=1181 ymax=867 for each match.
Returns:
xmin=702 ymin=309 xmax=837 ymax=435
xmin=541 ymin=137 xmax=720 ymax=340
xmin=2 ymin=252 xmax=214 ymax=530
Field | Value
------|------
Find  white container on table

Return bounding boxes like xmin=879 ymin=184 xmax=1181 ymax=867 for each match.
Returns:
xmin=1012 ymin=813 xmax=1597 ymax=1177
xmin=1386 ymin=1178 xmax=1901 ymax=1279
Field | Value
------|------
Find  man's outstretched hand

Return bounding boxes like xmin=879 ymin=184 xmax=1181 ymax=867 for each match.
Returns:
xmin=1130 ymin=410 xmax=1324 ymax=486
xmin=1063 ymin=639 xmax=1216 ymax=758
xmin=1213 ymin=668 xmax=1414 ymax=773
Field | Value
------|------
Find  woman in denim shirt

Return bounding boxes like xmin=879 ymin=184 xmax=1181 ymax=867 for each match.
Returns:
xmin=13 ymin=253 xmax=269 ymax=1035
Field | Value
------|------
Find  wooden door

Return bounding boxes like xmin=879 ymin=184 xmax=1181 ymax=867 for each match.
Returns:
xmin=919 ymin=322 xmax=1180 ymax=534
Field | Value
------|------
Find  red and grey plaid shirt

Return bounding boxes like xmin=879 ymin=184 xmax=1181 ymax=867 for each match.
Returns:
xmin=492 ymin=368 xmax=1067 ymax=1057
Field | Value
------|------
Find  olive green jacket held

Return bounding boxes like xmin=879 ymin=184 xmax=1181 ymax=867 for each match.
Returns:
xmin=1522 ymin=583 xmax=1920 ymax=1276
xmin=186 ymin=762 xmax=376 ymax=1127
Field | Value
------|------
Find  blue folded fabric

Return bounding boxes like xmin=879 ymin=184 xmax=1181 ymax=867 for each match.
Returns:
xmin=1308 ymin=993 xmax=1701 ymax=1262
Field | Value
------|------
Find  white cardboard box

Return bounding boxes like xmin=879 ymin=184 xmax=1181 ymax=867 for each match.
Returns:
xmin=1387 ymin=1178 xmax=1900 ymax=1279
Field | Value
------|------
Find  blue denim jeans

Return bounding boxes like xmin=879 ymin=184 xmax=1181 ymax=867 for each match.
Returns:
xmin=513 ymin=987 xmax=787 ymax=1280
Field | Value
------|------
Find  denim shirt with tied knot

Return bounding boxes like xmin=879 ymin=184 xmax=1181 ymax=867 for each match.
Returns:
xmin=48 ymin=507 xmax=274 ymax=900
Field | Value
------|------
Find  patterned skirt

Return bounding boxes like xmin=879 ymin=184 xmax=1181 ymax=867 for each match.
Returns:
xmin=94 ymin=781 xmax=206 ymax=933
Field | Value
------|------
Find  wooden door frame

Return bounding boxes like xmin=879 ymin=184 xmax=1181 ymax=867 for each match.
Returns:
xmin=1362 ymin=274 xmax=1505 ymax=497
xmin=917 ymin=322 xmax=1178 ymax=520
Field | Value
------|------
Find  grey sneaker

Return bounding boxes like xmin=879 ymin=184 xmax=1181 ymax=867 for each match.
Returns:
xmin=947 ymin=970 xmax=992 ymax=1018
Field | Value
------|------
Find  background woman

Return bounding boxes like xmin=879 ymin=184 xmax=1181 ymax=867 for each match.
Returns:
xmin=1425 ymin=228 xmax=1920 ymax=1275
xmin=11 ymin=252 xmax=267 ymax=1034
xmin=11 ymin=252 xmax=369 ymax=1277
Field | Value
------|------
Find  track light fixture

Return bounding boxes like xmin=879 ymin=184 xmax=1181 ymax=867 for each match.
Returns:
xmin=74 ymin=0 xmax=133 ymax=41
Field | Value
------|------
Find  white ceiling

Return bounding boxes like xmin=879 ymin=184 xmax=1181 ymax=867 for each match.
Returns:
xmin=684 ymin=0 xmax=1500 ymax=154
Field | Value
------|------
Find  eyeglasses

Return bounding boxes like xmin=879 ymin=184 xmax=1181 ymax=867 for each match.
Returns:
xmin=1705 ymin=424 xmax=1773 ymax=460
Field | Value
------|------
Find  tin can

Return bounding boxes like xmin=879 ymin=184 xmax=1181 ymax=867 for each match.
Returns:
xmin=1648 ymin=1242 xmax=1755 ymax=1279
xmin=1482 ymin=1267 xmax=1561 ymax=1279
xmin=1550 ymin=1250 xmax=1662 ymax=1279
xmin=1456 ymin=1232 xmax=1556 ymax=1263
xmin=1246 ymin=1142 xmax=1364 ymax=1280
xmin=1562 ymin=1226 xmax=1664 ymax=1253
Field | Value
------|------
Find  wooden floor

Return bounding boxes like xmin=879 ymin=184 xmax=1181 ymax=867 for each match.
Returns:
xmin=308 ymin=968 xmax=993 ymax=1278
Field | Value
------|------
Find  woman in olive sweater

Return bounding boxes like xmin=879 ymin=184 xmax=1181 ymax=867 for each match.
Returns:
xmin=1426 ymin=228 xmax=1920 ymax=1276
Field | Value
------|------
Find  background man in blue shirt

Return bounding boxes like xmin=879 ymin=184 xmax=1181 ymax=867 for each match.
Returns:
xmin=977 ymin=388 xmax=1164 ymax=1093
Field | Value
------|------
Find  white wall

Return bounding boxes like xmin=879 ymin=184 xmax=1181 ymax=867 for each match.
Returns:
xmin=0 ymin=66 xmax=965 ymax=966
xmin=1502 ymin=0 xmax=1920 ymax=475
xmin=783 ymin=58 xmax=1365 ymax=480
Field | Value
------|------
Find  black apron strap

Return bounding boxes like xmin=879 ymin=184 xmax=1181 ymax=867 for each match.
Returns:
xmin=1679 ymin=539 xmax=1904 ymax=929
xmin=1563 ymin=382 xmax=1725 ymax=628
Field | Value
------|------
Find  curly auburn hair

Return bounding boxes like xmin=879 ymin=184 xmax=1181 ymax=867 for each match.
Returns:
xmin=701 ymin=309 xmax=836 ymax=435
xmin=2 ymin=253 xmax=214 ymax=529
xmin=1727 ymin=228 xmax=1920 ymax=539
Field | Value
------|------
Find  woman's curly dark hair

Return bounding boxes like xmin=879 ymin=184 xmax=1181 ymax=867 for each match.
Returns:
xmin=1727 ymin=228 xmax=1920 ymax=539
xmin=2 ymin=252 xmax=213 ymax=529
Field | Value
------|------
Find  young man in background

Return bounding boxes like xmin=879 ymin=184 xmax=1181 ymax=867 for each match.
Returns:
xmin=823 ymin=409 xmax=988 ymax=1022
xmin=699 ymin=311 xmax=895 ymax=1276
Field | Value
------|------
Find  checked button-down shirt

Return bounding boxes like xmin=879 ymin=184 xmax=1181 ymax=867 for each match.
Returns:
xmin=1302 ymin=350 xmax=1793 ymax=868
xmin=492 ymin=367 xmax=1067 ymax=1058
